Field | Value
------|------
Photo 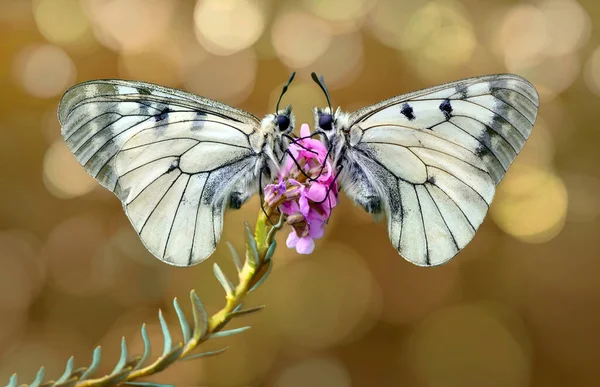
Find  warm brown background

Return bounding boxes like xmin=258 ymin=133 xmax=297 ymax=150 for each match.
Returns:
xmin=0 ymin=0 xmax=599 ymax=386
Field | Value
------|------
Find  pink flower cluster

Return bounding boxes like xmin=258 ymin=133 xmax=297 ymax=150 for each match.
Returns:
xmin=264 ymin=124 xmax=338 ymax=254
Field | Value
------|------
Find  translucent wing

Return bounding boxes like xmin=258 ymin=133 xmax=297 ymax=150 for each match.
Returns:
xmin=58 ymin=80 xmax=264 ymax=266
xmin=340 ymin=74 xmax=539 ymax=266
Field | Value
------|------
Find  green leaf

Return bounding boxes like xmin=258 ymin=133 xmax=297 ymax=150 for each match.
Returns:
xmin=80 ymin=346 xmax=101 ymax=380
xmin=213 ymin=263 xmax=234 ymax=297
xmin=6 ymin=374 xmax=17 ymax=387
xmin=56 ymin=356 xmax=74 ymax=383
xmin=250 ymin=260 xmax=273 ymax=292
xmin=153 ymin=343 xmax=184 ymax=373
xmin=112 ymin=337 xmax=128 ymax=373
xmin=181 ymin=347 xmax=229 ymax=361
xmin=266 ymin=213 xmax=284 ymax=243
xmin=158 ymin=309 xmax=172 ymax=357
xmin=264 ymin=240 xmax=277 ymax=262
xmin=226 ymin=242 xmax=243 ymax=272
xmin=30 ymin=367 xmax=45 ymax=387
xmin=173 ymin=298 xmax=191 ymax=343
xmin=190 ymin=290 xmax=208 ymax=339
xmin=210 ymin=326 xmax=251 ymax=339
xmin=228 ymin=305 xmax=265 ymax=318
xmin=134 ymin=324 xmax=151 ymax=371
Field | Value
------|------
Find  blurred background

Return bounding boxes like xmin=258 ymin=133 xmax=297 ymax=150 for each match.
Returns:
xmin=0 ymin=0 xmax=599 ymax=386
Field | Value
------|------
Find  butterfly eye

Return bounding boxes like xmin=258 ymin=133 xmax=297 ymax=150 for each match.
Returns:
xmin=319 ymin=114 xmax=333 ymax=131
xmin=276 ymin=115 xmax=290 ymax=131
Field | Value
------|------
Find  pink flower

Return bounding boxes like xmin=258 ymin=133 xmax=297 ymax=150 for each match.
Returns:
xmin=264 ymin=124 xmax=338 ymax=254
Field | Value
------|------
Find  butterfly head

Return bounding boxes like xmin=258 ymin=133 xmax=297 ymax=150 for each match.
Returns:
xmin=274 ymin=104 xmax=295 ymax=135
xmin=313 ymin=106 xmax=350 ymax=142
xmin=310 ymin=72 xmax=350 ymax=144
xmin=261 ymin=104 xmax=294 ymax=135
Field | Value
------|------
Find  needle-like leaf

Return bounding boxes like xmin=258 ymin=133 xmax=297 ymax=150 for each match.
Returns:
xmin=173 ymin=298 xmax=191 ymax=343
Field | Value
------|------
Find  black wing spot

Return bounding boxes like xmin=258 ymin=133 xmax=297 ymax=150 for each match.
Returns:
xmin=401 ymin=103 xmax=415 ymax=121
xmin=440 ymin=99 xmax=453 ymax=120
xmin=426 ymin=176 xmax=436 ymax=185
xmin=137 ymin=88 xmax=152 ymax=95
xmin=475 ymin=130 xmax=498 ymax=158
xmin=229 ymin=191 xmax=244 ymax=209
xmin=358 ymin=195 xmax=382 ymax=214
xmin=455 ymin=86 xmax=468 ymax=99
xmin=196 ymin=111 xmax=207 ymax=116
xmin=155 ymin=107 xmax=171 ymax=122
xmin=167 ymin=159 xmax=179 ymax=172
xmin=262 ymin=165 xmax=272 ymax=180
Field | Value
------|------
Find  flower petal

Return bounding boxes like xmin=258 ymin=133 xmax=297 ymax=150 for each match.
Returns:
xmin=299 ymin=194 xmax=310 ymax=216
xmin=300 ymin=123 xmax=311 ymax=138
xmin=309 ymin=220 xmax=325 ymax=239
xmin=286 ymin=231 xmax=299 ymax=248
xmin=295 ymin=236 xmax=315 ymax=254
xmin=281 ymin=200 xmax=300 ymax=215
xmin=307 ymin=183 xmax=327 ymax=202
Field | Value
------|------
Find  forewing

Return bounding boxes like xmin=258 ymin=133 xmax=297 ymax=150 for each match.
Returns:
xmin=58 ymin=80 xmax=262 ymax=266
xmin=342 ymin=74 xmax=538 ymax=266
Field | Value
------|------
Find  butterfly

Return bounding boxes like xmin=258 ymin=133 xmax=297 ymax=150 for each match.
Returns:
xmin=57 ymin=74 xmax=297 ymax=266
xmin=311 ymin=73 xmax=538 ymax=266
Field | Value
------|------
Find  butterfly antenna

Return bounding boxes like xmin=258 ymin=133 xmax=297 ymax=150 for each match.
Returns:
xmin=310 ymin=72 xmax=332 ymax=113
xmin=276 ymin=71 xmax=296 ymax=113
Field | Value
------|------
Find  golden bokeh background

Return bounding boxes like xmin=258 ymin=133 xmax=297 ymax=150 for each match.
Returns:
xmin=0 ymin=0 xmax=599 ymax=386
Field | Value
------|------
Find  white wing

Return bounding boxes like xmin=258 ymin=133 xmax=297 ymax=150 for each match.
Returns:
xmin=58 ymin=80 xmax=264 ymax=266
xmin=341 ymin=74 xmax=539 ymax=266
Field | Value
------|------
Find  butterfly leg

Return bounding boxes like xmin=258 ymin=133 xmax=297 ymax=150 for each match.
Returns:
xmin=280 ymin=141 xmax=336 ymax=183
xmin=258 ymin=167 xmax=276 ymax=226
xmin=311 ymin=163 xmax=344 ymax=206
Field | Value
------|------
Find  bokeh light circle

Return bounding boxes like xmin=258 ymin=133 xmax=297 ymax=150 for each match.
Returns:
xmin=272 ymin=10 xmax=333 ymax=68
xmin=33 ymin=0 xmax=92 ymax=46
xmin=82 ymin=0 xmax=175 ymax=53
xmin=491 ymin=165 xmax=567 ymax=244
xmin=402 ymin=303 xmax=531 ymax=387
xmin=267 ymin=243 xmax=380 ymax=349
xmin=43 ymin=140 xmax=97 ymax=199
xmin=274 ymin=356 xmax=352 ymax=387
xmin=183 ymin=48 xmax=257 ymax=104
xmin=13 ymin=44 xmax=76 ymax=98
xmin=194 ymin=0 xmax=265 ymax=55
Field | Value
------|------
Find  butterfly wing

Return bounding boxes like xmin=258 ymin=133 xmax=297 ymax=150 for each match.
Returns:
xmin=58 ymin=80 xmax=265 ymax=266
xmin=340 ymin=74 xmax=539 ymax=266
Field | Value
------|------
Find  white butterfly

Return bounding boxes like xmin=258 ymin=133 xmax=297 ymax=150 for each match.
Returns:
xmin=311 ymin=73 xmax=539 ymax=266
xmin=58 ymin=76 xmax=296 ymax=266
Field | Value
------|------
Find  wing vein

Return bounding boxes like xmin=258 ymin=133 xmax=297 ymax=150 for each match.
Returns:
xmin=190 ymin=172 xmax=210 ymax=266
xmin=414 ymin=185 xmax=429 ymax=265
xmin=139 ymin=172 xmax=182 ymax=235
xmin=162 ymin=175 xmax=191 ymax=259
xmin=428 ymin=166 xmax=489 ymax=206
xmin=83 ymin=117 xmax=154 ymax=168
xmin=424 ymin=183 xmax=459 ymax=251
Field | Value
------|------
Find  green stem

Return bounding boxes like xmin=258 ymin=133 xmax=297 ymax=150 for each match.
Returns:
xmin=120 ymin=211 xmax=280 ymax=384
